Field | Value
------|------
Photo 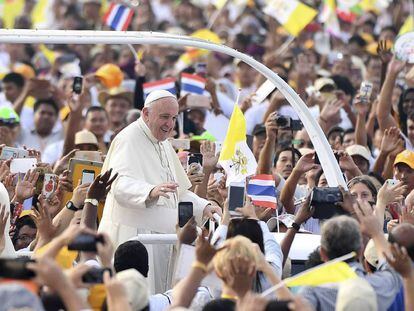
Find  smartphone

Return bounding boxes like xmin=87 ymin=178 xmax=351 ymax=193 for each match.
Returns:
xmin=359 ymin=81 xmax=373 ymax=103
xmin=186 ymin=94 xmax=211 ymax=109
xmin=82 ymin=267 xmax=111 ymax=284
xmin=311 ymin=187 xmax=345 ymax=220
xmin=67 ymin=233 xmax=104 ymax=252
xmin=73 ymin=76 xmax=83 ymax=94
xmin=178 ymin=202 xmax=193 ymax=227
xmin=214 ymin=171 xmax=224 ymax=184
xmin=187 ymin=153 xmax=203 ymax=174
xmin=228 ymin=182 xmax=245 ymax=214
xmin=81 ymin=169 xmax=95 ymax=185
xmin=42 ymin=173 xmax=58 ymax=199
xmin=10 ymin=158 xmax=37 ymax=174
xmin=0 ymin=147 xmax=29 ymax=160
xmin=0 ymin=258 xmax=36 ymax=279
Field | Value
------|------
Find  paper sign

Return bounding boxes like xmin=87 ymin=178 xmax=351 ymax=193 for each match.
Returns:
xmin=394 ymin=32 xmax=414 ymax=64
xmin=251 ymin=80 xmax=277 ymax=106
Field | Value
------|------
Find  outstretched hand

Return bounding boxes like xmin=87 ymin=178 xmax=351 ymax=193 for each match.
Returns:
xmin=87 ymin=168 xmax=118 ymax=202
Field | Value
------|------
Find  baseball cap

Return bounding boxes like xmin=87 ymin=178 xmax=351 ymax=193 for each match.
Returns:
xmin=116 ymin=269 xmax=149 ymax=311
xmin=144 ymin=90 xmax=176 ymax=107
xmin=75 ymin=130 xmax=98 ymax=147
xmin=314 ymin=77 xmax=336 ymax=92
xmin=0 ymin=107 xmax=20 ymax=125
xmin=363 ymin=239 xmax=379 ymax=269
xmin=94 ymin=63 xmax=124 ymax=89
xmin=394 ymin=150 xmax=414 ymax=169
xmin=346 ymin=144 xmax=371 ymax=162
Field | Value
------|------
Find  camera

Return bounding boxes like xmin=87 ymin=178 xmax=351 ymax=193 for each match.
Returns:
xmin=273 ymin=115 xmax=303 ymax=131
xmin=311 ymin=187 xmax=343 ymax=205
xmin=311 ymin=187 xmax=346 ymax=219
xmin=67 ymin=233 xmax=104 ymax=252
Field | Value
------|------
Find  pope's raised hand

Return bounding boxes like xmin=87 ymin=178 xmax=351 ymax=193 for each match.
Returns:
xmin=149 ymin=182 xmax=179 ymax=200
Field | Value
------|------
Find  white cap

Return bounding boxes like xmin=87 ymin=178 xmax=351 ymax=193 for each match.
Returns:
xmin=346 ymin=144 xmax=371 ymax=162
xmin=144 ymin=90 xmax=176 ymax=107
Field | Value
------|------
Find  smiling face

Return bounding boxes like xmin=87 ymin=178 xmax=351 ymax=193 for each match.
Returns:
xmin=142 ymin=97 xmax=179 ymax=141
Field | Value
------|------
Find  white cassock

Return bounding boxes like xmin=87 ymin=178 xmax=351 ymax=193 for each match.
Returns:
xmin=98 ymin=117 xmax=209 ymax=293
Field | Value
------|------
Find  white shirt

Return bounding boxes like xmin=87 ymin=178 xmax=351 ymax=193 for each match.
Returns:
xmin=308 ymin=105 xmax=353 ymax=130
xmin=18 ymin=126 xmax=64 ymax=154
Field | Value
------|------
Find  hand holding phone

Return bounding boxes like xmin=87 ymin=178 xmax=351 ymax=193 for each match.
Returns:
xmin=67 ymin=233 xmax=104 ymax=252
xmin=187 ymin=153 xmax=203 ymax=174
xmin=82 ymin=267 xmax=112 ymax=284
xmin=73 ymin=76 xmax=83 ymax=94
xmin=228 ymin=182 xmax=245 ymax=215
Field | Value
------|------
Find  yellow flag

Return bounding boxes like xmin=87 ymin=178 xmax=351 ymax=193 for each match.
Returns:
xmin=399 ymin=16 xmax=414 ymax=36
xmin=3 ymin=0 xmax=24 ymax=28
xmin=263 ymin=0 xmax=317 ymax=37
xmin=218 ymin=104 xmax=257 ymax=184
xmin=285 ymin=261 xmax=357 ymax=287
xmin=39 ymin=44 xmax=57 ymax=65
xmin=31 ymin=0 xmax=49 ymax=28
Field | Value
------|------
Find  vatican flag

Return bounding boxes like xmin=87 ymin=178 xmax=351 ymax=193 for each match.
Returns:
xmin=219 ymin=104 xmax=257 ymax=186
xmin=263 ymin=0 xmax=317 ymax=37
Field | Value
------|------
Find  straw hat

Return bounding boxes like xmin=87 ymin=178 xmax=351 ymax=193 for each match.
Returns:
xmin=98 ymin=87 xmax=133 ymax=106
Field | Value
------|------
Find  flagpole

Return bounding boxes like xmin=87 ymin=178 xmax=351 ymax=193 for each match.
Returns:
xmin=127 ymin=43 xmax=139 ymax=61
xmin=260 ymin=251 xmax=356 ymax=298
xmin=207 ymin=0 xmax=229 ymax=30
xmin=274 ymin=35 xmax=295 ymax=57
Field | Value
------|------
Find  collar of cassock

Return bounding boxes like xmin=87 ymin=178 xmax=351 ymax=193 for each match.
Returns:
xmin=138 ymin=117 xmax=159 ymax=144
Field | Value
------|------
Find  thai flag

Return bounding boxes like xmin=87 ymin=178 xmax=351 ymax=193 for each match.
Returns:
xmin=180 ymin=73 xmax=206 ymax=96
xmin=103 ymin=3 xmax=134 ymax=31
xmin=247 ymin=174 xmax=277 ymax=209
xmin=143 ymin=78 xmax=177 ymax=98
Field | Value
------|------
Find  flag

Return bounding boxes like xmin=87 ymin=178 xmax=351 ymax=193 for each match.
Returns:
xmin=181 ymin=73 xmax=206 ymax=96
xmin=3 ymin=0 xmax=24 ymax=28
xmin=31 ymin=0 xmax=50 ymax=28
xmin=143 ymin=78 xmax=177 ymax=98
xmin=247 ymin=174 xmax=277 ymax=209
xmin=103 ymin=2 xmax=134 ymax=31
xmin=319 ymin=0 xmax=341 ymax=36
xmin=218 ymin=105 xmax=257 ymax=185
xmin=263 ymin=0 xmax=317 ymax=37
xmin=399 ymin=16 xmax=414 ymax=36
xmin=175 ymin=29 xmax=221 ymax=71
xmin=284 ymin=261 xmax=357 ymax=287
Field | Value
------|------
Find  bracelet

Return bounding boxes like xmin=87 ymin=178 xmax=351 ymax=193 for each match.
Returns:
xmin=192 ymin=261 xmax=208 ymax=273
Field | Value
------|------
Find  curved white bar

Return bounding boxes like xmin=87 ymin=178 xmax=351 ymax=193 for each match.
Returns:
xmin=0 ymin=29 xmax=346 ymax=187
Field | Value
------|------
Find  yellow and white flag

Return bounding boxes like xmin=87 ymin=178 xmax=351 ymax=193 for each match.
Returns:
xmin=399 ymin=16 xmax=414 ymax=36
xmin=218 ymin=104 xmax=257 ymax=185
xmin=263 ymin=0 xmax=317 ymax=37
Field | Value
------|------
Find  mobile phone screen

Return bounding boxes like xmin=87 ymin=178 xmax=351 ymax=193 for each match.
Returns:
xmin=228 ymin=185 xmax=245 ymax=212
xmin=81 ymin=170 xmax=95 ymax=184
xmin=178 ymin=202 xmax=193 ymax=227
xmin=73 ymin=76 xmax=83 ymax=94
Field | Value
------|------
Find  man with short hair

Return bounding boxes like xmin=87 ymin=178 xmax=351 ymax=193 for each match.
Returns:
xmin=98 ymin=87 xmax=133 ymax=134
xmin=84 ymin=106 xmax=110 ymax=153
xmin=394 ymin=150 xmax=414 ymax=195
xmin=18 ymin=98 xmax=63 ymax=153
xmin=99 ymin=90 xmax=221 ymax=293
xmin=300 ymin=214 xmax=402 ymax=311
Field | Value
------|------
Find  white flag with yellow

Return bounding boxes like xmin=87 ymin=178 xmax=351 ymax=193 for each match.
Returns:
xmin=263 ymin=0 xmax=317 ymax=37
xmin=218 ymin=104 xmax=257 ymax=185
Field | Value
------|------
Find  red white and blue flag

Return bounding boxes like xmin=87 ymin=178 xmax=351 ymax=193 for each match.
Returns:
xmin=103 ymin=3 xmax=134 ymax=31
xmin=180 ymin=73 xmax=206 ymax=96
xmin=143 ymin=78 xmax=177 ymax=98
xmin=247 ymin=174 xmax=277 ymax=209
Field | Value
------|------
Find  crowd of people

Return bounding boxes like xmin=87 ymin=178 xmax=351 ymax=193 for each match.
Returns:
xmin=1 ymin=0 xmax=414 ymax=310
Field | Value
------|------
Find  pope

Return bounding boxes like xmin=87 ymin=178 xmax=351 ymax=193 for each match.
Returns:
xmin=98 ymin=90 xmax=221 ymax=293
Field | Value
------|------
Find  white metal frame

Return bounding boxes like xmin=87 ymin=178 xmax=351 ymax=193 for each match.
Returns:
xmin=0 ymin=29 xmax=345 ymax=187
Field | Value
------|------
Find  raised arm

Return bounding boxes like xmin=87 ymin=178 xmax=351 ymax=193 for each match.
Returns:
xmin=377 ymin=56 xmax=406 ymax=131
xmin=280 ymin=152 xmax=319 ymax=214
xmin=257 ymin=113 xmax=278 ymax=175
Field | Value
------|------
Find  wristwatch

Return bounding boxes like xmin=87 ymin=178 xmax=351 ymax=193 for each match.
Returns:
xmin=66 ymin=201 xmax=81 ymax=211
xmin=290 ymin=222 xmax=301 ymax=231
xmin=84 ymin=198 xmax=99 ymax=207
